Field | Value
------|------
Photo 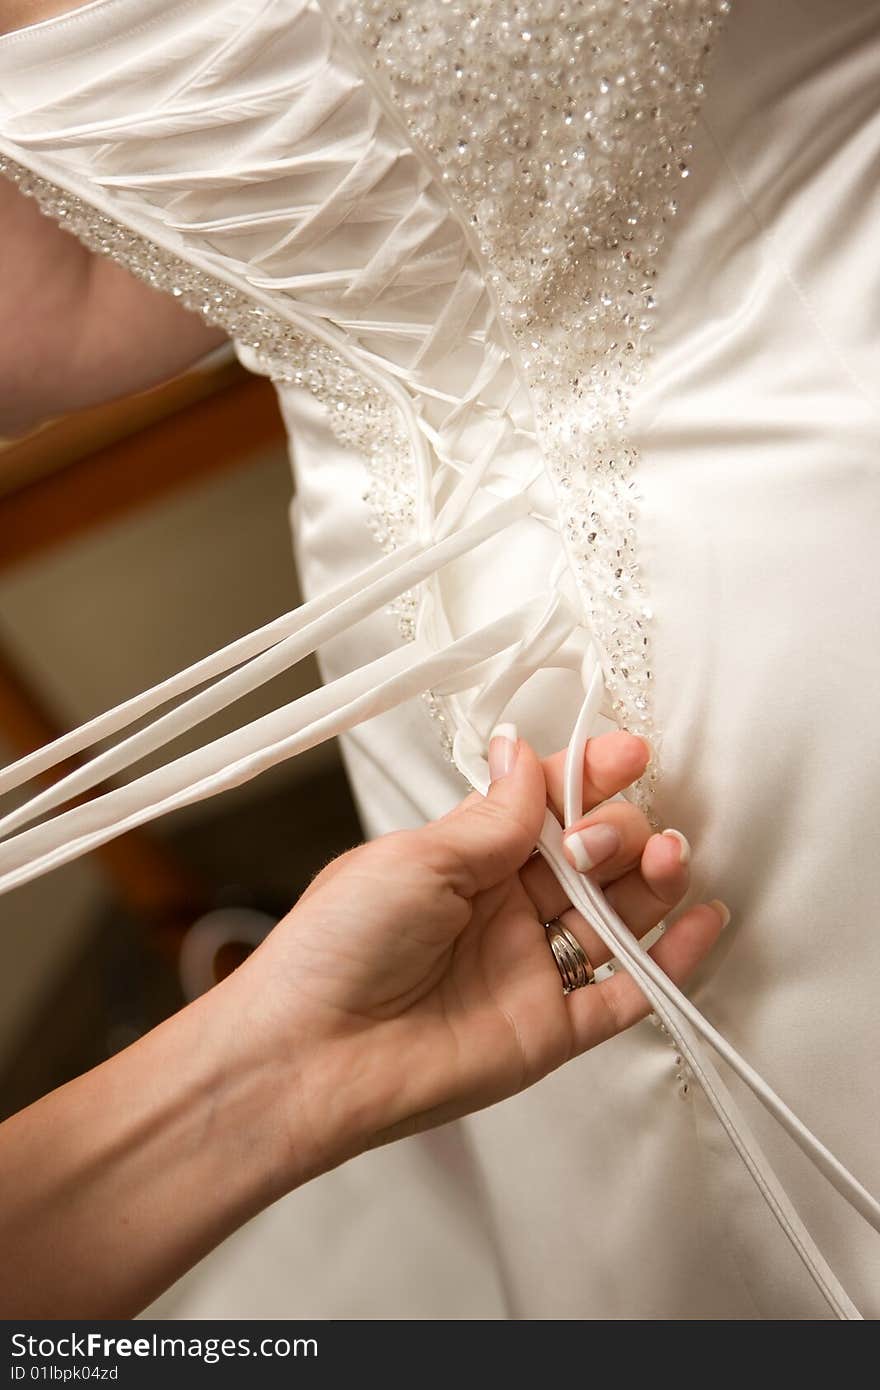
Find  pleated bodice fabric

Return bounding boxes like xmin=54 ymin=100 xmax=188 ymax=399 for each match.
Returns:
xmin=1 ymin=0 xmax=879 ymax=1319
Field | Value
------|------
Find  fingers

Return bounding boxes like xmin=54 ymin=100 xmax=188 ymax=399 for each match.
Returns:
xmin=420 ymin=728 xmax=547 ymax=896
xmin=567 ymin=901 xmax=730 ymax=1049
xmin=573 ymin=829 xmax=693 ymax=966
xmin=523 ymin=826 xmax=692 ymax=969
xmin=426 ymin=726 xmax=651 ymax=902
xmin=534 ymin=729 xmax=726 ymax=1054
xmin=603 ymin=830 xmax=691 ymax=933
xmin=543 ymin=730 xmax=651 ymax=825
xmin=562 ymin=800 xmax=662 ymax=887
xmin=522 ymin=799 xmax=658 ymax=921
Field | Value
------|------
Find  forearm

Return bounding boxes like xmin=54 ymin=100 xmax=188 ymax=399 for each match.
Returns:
xmin=0 ymin=175 xmax=226 ymax=436
xmin=0 ymin=973 xmax=322 ymax=1319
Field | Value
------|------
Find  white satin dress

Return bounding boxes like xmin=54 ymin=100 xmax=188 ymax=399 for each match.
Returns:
xmin=0 ymin=0 xmax=878 ymax=1319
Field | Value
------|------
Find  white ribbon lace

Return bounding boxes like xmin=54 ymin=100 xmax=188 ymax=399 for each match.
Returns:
xmin=0 ymin=0 xmax=875 ymax=1320
xmin=1 ymin=486 xmax=877 ymax=1320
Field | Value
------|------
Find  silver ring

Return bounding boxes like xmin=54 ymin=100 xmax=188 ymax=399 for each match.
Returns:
xmin=545 ymin=918 xmax=595 ymax=993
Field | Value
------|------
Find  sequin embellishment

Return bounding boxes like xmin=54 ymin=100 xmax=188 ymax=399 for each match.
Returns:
xmin=331 ymin=0 xmax=730 ymax=810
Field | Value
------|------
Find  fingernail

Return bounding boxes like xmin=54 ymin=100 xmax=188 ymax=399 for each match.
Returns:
xmin=564 ymin=822 xmax=620 ymax=873
xmin=709 ymin=898 xmax=731 ymax=929
xmin=640 ymin=737 xmax=655 ymax=764
xmin=662 ymin=828 xmax=691 ymax=865
xmin=488 ymin=723 xmax=518 ymax=781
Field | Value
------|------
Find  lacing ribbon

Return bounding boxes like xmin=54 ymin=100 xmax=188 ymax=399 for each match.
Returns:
xmin=0 ymin=471 xmax=877 ymax=1320
xmin=1 ymin=4 xmax=874 ymax=1320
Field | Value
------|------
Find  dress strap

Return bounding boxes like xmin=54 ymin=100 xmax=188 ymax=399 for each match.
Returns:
xmin=0 ymin=489 xmax=531 ymax=822
xmin=0 ymin=592 xmax=572 ymax=894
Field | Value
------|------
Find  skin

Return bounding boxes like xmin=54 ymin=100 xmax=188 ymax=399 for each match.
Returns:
xmin=1 ymin=103 xmax=726 ymax=1318
xmin=0 ymin=178 xmax=225 ymax=436
xmin=0 ymin=1 xmax=104 ymax=39
xmin=0 ymin=731 xmax=726 ymax=1317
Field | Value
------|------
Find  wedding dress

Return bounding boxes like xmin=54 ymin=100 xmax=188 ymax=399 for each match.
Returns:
xmin=1 ymin=0 xmax=878 ymax=1319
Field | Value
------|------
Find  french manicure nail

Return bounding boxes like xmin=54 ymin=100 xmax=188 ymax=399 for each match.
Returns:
xmin=488 ymin=723 xmax=518 ymax=781
xmin=564 ymin=822 xmax=620 ymax=873
xmin=709 ymin=898 xmax=731 ymax=929
xmin=662 ymin=828 xmax=691 ymax=865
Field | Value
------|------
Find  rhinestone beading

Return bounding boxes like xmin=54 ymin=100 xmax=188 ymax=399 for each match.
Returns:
xmin=650 ymin=1011 xmax=694 ymax=1098
xmin=332 ymin=0 xmax=730 ymax=810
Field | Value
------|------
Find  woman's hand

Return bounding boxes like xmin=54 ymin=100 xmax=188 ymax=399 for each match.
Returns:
xmin=231 ymin=730 xmax=728 ymax=1179
xmin=0 ymin=727 xmax=727 ymax=1318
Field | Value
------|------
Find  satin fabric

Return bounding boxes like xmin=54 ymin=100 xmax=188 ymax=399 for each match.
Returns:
xmin=1 ymin=0 xmax=878 ymax=1318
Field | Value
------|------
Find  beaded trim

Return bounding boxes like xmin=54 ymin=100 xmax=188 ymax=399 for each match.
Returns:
xmin=650 ymin=1010 xmax=694 ymax=1099
xmin=257 ymin=329 xmax=421 ymax=650
xmin=0 ymin=150 xmax=450 ymax=753
xmin=332 ymin=0 xmax=731 ymax=812
xmin=0 ymin=152 xmax=424 ymax=616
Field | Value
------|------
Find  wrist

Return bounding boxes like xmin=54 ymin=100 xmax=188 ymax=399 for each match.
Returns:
xmin=0 ymin=974 xmax=342 ymax=1318
xmin=207 ymin=966 xmax=374 ymax=1203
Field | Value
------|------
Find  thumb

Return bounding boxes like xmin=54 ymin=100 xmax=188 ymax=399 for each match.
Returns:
xmin=420 ymin=724 xmax=547 ymax=897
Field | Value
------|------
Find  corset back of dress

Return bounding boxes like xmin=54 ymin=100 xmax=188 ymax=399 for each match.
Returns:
xmin=1 ymin=0 xmax=878 ymax=1321
xmin=0 ymin=0 xmax=728 ymax=811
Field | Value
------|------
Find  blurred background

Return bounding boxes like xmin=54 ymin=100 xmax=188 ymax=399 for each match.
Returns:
xmin=0 ymin=345 xmax=362 ymax=1121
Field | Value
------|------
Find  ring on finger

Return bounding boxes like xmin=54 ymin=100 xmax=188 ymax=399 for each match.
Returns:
xmin=544 ymin=917 xmax=595 ymax=993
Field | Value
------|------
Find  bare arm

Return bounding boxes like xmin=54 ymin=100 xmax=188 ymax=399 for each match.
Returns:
xmin=0 ymin=176 xmax=227 ymax=436
xmin=0 ymin=733 xmax=724 ymax=1317
xmin=0 ymin=977 xmax=294 ymax=1317
xmin=1 ymin=2 xmax=95 ymax=37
